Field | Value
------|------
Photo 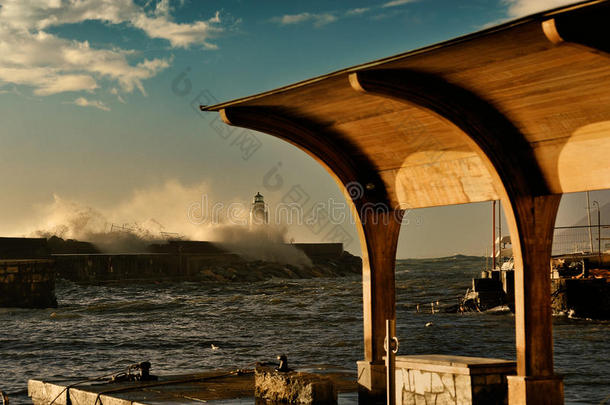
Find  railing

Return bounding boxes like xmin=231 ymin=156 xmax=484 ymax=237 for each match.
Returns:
xmin=552 ymin=225 xmax=610 ymax=256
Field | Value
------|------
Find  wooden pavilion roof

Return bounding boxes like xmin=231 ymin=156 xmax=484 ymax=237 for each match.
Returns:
xmin=202 ymin=0 xmax=610 ymax=210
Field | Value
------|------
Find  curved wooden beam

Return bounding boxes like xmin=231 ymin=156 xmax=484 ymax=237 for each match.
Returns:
xmin=220 ymin=106 xmax=391 ymax=208
xmin=349 ymin=69 xmax=548 ymax=200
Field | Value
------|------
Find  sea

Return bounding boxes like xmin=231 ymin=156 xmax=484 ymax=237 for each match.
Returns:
xmin=1 ymin=255 xmax=608 ymax=404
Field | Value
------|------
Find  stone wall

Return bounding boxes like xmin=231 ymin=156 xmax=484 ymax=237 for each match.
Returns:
xmin=0 ymin=259 xmax=57 ymax=308
xmin=394 ymin=355 xmax=515 ymax=405
xmin=53 ymin=250 xmax=361 ymax=284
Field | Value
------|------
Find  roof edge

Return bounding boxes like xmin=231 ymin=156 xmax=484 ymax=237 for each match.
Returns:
xmin=199 ymin=0 xmax=605 ymax=112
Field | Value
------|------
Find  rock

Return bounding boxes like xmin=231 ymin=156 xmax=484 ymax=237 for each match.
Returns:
xmin=255 ymin=365 xmax=337 ymax=404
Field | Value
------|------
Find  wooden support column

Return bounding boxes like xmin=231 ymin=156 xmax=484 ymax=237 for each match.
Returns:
xmin=357 ymin=209 xmax=403 ymax=403
xmin=506 ymin=194 xmax=564 ymax=405
xmin=349 ymin=69 xmax=565 ymax=404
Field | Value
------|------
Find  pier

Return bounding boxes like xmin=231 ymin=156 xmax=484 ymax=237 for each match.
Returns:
xmin=28 ymin=366 xmax=356 ymax=405
xmin=199 ymin=1 xmax=610 ymax=403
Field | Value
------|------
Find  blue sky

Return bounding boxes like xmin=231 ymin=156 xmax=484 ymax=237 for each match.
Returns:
xmin=1 ymin=0 xmax=606 ymax=258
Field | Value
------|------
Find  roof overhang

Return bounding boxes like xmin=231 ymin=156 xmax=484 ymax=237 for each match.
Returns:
xmin=201 ymin=0 xmax=610 ymax=210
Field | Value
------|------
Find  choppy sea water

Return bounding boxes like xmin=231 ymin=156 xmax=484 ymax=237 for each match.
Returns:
xmin=0 ymin=256 xmax=608 ymax=404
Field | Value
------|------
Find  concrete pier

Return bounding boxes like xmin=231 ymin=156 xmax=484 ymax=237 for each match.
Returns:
xmin=255 ymin=365 xmax=338 ymax=404
xmin=29 ymin=368 xmax=356 ymax=405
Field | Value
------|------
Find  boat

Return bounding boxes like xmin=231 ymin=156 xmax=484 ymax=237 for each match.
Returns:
xmin=460 ymin=201 xmax=610 ymax=319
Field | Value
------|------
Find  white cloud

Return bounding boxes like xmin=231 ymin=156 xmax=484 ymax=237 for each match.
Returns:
xmin=72 ymin=97 xmax=110 ymax=111
xmin=0 ymin=0 xmax=223 ymax=49
xmin=272 ymin=12 xmax=337 ymax=27
xmin=382 ymin=0 xmax=418 ymax=8
xmin=503 ymin=0 xmax=580 ymax=17
xmin=346 ymin=8 xmax=370 ymax=16
xmin=0 ymin=0 xmax=225 ymax=96
xmin=132 ymin=12 xmax=222 ymax=49
xmin=271 ymin=3 xmax=413 ymax=27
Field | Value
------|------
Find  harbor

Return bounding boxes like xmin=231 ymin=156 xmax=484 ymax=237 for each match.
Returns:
xmin=2 ymin=256 xmax=607 ymax=404
xmin=1 ymin=0 xmax=610 ymax=404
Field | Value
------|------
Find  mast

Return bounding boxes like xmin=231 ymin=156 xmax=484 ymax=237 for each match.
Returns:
xmin=586 ymin=191 xmax=594 ymax=253
xmin=492 ymin=200 xmax=496 ymax=270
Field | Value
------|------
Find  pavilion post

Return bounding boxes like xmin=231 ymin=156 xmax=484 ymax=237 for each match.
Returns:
xmin=357 ymin=209 xmax=403 ymax=404
xmin=506 ymin=194 xmax=564 ymax=405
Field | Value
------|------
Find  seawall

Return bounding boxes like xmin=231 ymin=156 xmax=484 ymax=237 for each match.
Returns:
xmin=53 ymin=241 xmax=360 ymax=284
xmin=0 ymin=259 xmax=57 ymax=308
xmin=0 ymin=237 xmax=57 ymax=308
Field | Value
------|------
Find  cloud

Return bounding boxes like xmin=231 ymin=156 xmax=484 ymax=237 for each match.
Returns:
xmin=0 ymin=0 xmax=224 ymax=49
xmin=271 ymin=2 xmax=415 ymax=27
xmin=346 ymin=8 xmax=370 ymax=16
xmin=502 ymin=0 xmax=580 ymax=17
xmin=382 ymin=0 xmax=418 ymax=8
xmin=72 ymin=97 xmax=110 ymax=111
xmin=0 ymin=0 xmax=225 ymax=96
xmin=271 ymin=12 xmax=338 ymax=27
xmin=131 ymin=11 xmax=224 ymax=49
xmin=110 ymin=87 xmax=126 ymax=103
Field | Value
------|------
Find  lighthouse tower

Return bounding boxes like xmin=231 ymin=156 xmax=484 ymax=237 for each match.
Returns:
xmin=250 ymin=192 xmax=268 ymax=227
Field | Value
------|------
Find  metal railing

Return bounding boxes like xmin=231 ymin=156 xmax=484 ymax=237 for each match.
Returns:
xmin=552 ymin=225 xmax=610 ymax=256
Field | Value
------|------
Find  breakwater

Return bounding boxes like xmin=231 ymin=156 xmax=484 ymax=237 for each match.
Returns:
xmin=0 ymin=259 xmax=56 ymax=308
xmin=53 ymin=241 xmax=360 ymax=284
xmin=0 ymin=237 xmax=57 ymax=308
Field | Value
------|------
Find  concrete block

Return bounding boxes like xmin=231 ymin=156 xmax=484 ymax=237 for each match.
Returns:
xmin=356 ymin=360 xmax=385 ymax=393
xmin=255 ymin=366 xmax=337 ymax=404
xmin=430 ymin=372 xmax=444 ymax=393
xmin=507 ymin=375 xmax=564 ymax=405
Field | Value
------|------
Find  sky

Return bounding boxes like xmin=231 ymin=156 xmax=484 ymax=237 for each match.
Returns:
xmin=1 ymin=0 xmax=607 ymax=258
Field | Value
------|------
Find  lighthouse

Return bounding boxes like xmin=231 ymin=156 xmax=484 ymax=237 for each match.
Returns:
xmin=250 ymin=192 xmax=268 ymax=227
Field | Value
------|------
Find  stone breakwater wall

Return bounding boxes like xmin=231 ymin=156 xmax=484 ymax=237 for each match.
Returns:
xmin=54 ymin=251 xmax=362 ymax=284
xmin=0 ymin=259 xmax=57 ymax=308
